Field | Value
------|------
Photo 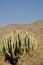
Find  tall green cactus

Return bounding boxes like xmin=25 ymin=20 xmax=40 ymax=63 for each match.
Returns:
xmin=2 ymin=30 xmax=37 ymax=65
xmin=2 ymin=31 xmax=22 ymax=65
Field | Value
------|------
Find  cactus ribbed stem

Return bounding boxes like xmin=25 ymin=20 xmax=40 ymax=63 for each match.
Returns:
xmin=2 ymin=30 xmax=37 ymax=65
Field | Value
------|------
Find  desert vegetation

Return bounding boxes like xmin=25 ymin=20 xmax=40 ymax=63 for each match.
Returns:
xmin=0 ymin=20 xmax=43 ymax=65
xmin=2 ymin=30 xmax=37 ymax=65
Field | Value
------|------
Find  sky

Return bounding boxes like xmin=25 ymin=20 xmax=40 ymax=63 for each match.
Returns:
xmin=0 ymin=0 xmax=43 ymax=26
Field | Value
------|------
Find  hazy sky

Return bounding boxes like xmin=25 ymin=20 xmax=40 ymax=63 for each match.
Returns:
xmin=0 ymin=0 xmax=43 ymax=26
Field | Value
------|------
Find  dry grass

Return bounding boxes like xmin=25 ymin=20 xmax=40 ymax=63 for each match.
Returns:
xmin=17 ymin=45 xmax=43 ymax=65
xmin=0 ymin=46 xmax=43 ymax=65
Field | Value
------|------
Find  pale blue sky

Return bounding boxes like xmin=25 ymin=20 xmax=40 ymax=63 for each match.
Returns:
xmin=0 ymin=0 xmax=43 ymax=26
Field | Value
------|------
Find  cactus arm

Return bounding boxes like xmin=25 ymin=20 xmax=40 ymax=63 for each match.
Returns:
xmin=10 ymin=31 xmax=15 ymax=58
xmin=5 ymin=47 xmax=11 ymax=56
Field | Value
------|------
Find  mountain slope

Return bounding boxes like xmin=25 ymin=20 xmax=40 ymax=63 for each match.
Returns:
xmin=0 ymin=20 xmax=43 ymax=65
xmin=0 ymin=20 xmax=43 ymax=49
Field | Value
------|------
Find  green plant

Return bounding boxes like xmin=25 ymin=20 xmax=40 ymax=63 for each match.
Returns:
xmin=2 ymin=30 xmax=37 ymax=65
xmin=24 ymin=32 xmax=30 ymax=52
xmin=2 ymin=31 xmax=22 ymax=65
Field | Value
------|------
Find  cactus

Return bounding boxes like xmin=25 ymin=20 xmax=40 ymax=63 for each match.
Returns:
xmin=24 ymin=31 xmax=30 ymax=52
xmin=2 ymin=31 xmax=22 ymax=65
xmin=2 ymin=30 xmax=37 ymax=65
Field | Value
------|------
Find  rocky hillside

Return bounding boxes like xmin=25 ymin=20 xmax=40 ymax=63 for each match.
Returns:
xmin=0 ymin=20 xmax=43 ymax=49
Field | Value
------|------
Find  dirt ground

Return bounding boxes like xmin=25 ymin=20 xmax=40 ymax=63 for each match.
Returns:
xmin=0 ymin=56 xmax=11 ymax=65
